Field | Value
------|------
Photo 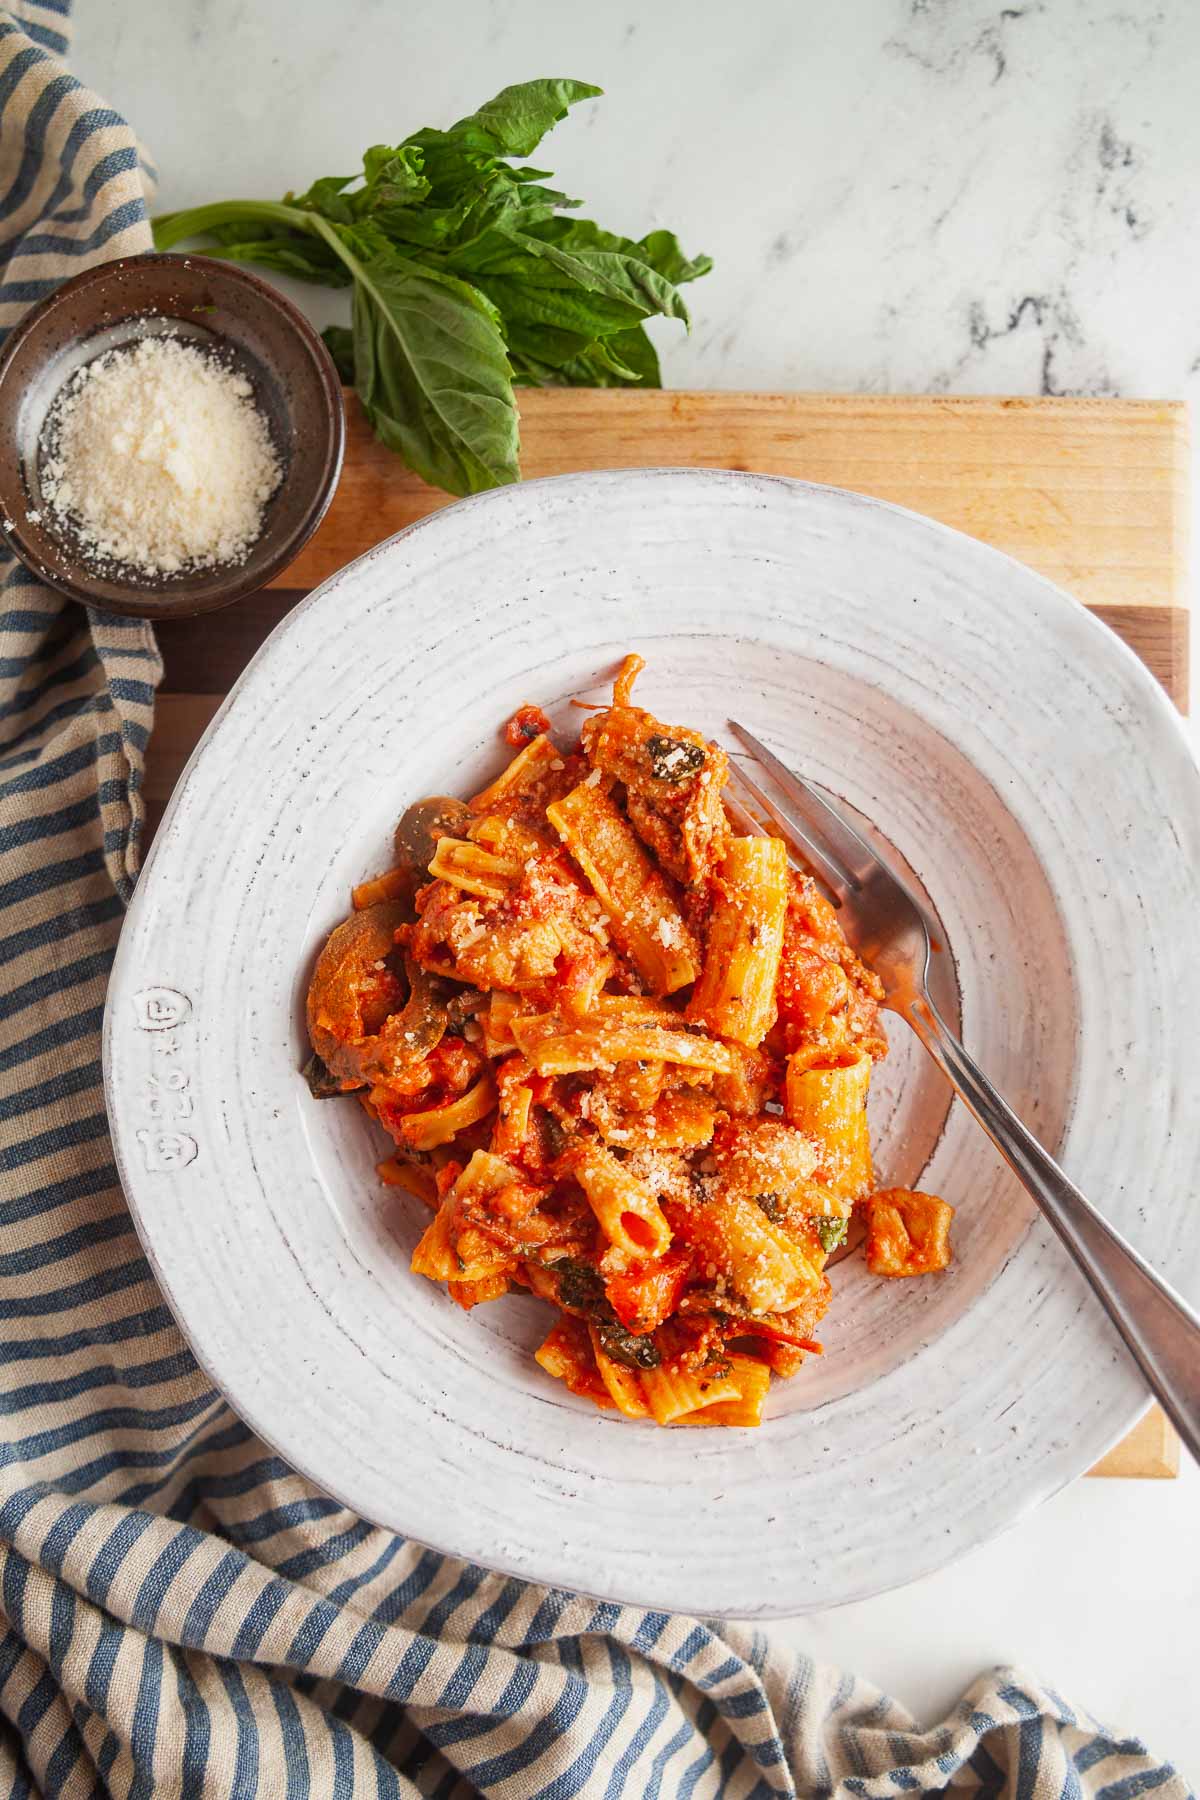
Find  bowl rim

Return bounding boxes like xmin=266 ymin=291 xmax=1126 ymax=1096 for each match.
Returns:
xmin=102 ymin=467 xmax=1200 ymax=1615
xmin=0 ymin=251 xmax=346 ymax=621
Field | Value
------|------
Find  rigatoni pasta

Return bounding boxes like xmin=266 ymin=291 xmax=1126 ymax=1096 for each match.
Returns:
xmin=784 ymin=1045 xmax=874 ymax=1201
xmin=676 ymin=1190 xmax=824 ymax=1316
xmin=687 ymin=834 xmax=788 ymax=1046
xmin=546 ymin=781 xmax=699 ymax=995
xmin=305 ymin=654 xmax=955 ymax=1428
xmin=566 ymin=1140 xmax=673 ymax=1258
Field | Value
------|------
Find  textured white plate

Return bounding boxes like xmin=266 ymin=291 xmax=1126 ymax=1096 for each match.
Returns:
xmin=104 ymin=470 xmax=1200 ymax=1617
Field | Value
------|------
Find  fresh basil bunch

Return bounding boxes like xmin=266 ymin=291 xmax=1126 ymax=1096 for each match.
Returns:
xmin=153 ymin=79 xmax=711 ymax=497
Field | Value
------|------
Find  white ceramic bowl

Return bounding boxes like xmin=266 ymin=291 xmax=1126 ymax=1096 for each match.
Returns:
xmin=104 ymin=470 xmax=1200 ymax=1617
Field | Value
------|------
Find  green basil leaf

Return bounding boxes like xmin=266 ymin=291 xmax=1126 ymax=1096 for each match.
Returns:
xmin=436 ymin=229 xmax=545 ymax=279
xmin=647 ymin=734 xmax=706 ymax=781
xmin=576 ymin=342 xmax=640 ymax=380
xmin=376 ymin=182 xmax=522 ymax=250
xmin=509 ymin=354 xmax=558 ymax=388
xmin=451 ymin=78 xmax=602 ymax=157
xmin=293 ymin=148 xmax=431 ymax=225
xmin=553 ymin=1257 xmax=605 ymax=1313
xmin=635 ymin=227 xmax=713 ymax=286
xmin=151 ymin=78 xmax=709 ymax=500
xmin=525 ymin=217 xmax=711 ymax=291
xmin=220 ymin=240 xmax=342 ymax=280
xmin=552 ymin=353 xmax=625 ymax=386
xmin=402 ymin=132 xmax=492 ymax=191
xmin=595 ymin=1314 xmax=662 ymax=1370
xmin=364 ymin=135 xmax=542 ymax=253
xmin=289 ymin=172 xmax=358 ymax=224
xmin=358 ymin=144 xmax=430 ymax=209
xmin=559 ymin=331 xmax=661 ymax=386
xmin=523 ymin=215 xmax=646 ymax=259
xmin=501 ymin=182 xmax=582 ymax=223
xmin=601 ymin=325 xmax=662 ymax=386
xmin=478 ymin=274 xmax=644 ymax=338
xmin=508 ymin=323 xmax=661 ymax=389
xmin=322 ymin=325 xmax=356 ymax=383
xmin=528 ymin=216 xmax=636 ymax=255
xmin=332 ymin=217 xmax=399 ymax=263
xmin=503 ymin=321 xmax=596 ymax=371
xmin=816 ymin=1216 xmax=849 ymax=1254
xmin=530 ymin=219 xmax=711 ymax=286
xmin=557 ymin=341 xmax=640 ymax=382
xmin=349 ymin=249 xmax=519 ymax=496
xmin=153 ymin=200 xmax=351 ymax=284
xmin=366 ymin=200 xmax=474 ymax=249
xmin=498 ymin=226 xmax=691 ymax=323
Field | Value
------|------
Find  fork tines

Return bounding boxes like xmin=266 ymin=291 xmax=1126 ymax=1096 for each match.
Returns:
xmin=726 ymin=720 xmax=872 ymax=907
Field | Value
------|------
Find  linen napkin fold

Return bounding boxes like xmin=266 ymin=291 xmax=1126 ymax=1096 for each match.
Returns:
xmin=0 ymin=7 xmax=1192 ymax=1795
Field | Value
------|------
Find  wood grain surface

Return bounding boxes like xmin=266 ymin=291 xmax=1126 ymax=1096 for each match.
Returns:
xmin=145 ymin=390 xmax=1191 ymax=1479
xmin=1090 ymin=1407 xmax=1179 ymax=1479
xmin=277 ymin=391 xmax=1193 ymax=615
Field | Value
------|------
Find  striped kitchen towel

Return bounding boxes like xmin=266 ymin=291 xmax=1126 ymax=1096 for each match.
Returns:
xmin=0 ymin=5 xmax=1193 ymax=1795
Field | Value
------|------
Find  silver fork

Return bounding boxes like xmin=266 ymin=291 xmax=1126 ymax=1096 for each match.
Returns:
xmin=727 ymin=719 xmax=1200 ymax=1465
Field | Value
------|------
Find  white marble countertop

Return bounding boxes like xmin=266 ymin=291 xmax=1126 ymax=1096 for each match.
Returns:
xmin=75 ymin=0 xmax=1200 ymax=1773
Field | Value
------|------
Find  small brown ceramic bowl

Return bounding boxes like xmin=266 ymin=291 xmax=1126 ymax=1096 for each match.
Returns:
xmin=0 ymin=253 xmax=345 ymax=620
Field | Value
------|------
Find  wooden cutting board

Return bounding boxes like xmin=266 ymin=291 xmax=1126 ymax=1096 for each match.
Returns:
xmin=147 ymin=390 xmax=1189 ymax=1480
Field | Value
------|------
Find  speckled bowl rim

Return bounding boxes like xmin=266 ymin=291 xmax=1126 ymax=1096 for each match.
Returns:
xmin=0 ymin=252 xmax=345 ymax=620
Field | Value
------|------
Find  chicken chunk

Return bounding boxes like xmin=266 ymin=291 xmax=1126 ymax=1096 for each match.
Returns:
xmin=581 ymin=654 xmax=729 ymax=885
xmin=864 ymin=1188 xmax=954 ymax=1276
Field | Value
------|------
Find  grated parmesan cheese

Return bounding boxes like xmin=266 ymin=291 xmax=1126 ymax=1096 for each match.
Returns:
xmin=656 ymin=743 xmax=692 ymax=777
xmin=40 ymin=335 xmax=282 ymax=575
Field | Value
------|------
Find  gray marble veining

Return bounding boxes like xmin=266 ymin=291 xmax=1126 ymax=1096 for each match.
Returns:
xmin=74 ymin=0 xmax=1200 ymax=408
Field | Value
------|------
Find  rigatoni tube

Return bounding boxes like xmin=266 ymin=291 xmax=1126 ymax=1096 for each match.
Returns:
xmin=687 ymin=836 xmax=788 ymax=1047
xmin=785 ymin=1046 xmax=873 ymax=1200
xmin=677 ymin=1192 xmax=823 ymax=1316
xmin=565 ymin=1140 xmax=673 ymax=1257
xmin=546 ymin=781 xmax=698 ymax=995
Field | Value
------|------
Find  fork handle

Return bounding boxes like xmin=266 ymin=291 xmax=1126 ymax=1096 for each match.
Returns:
xmin=905 ymin=995 xmax=1200 ymax=1465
